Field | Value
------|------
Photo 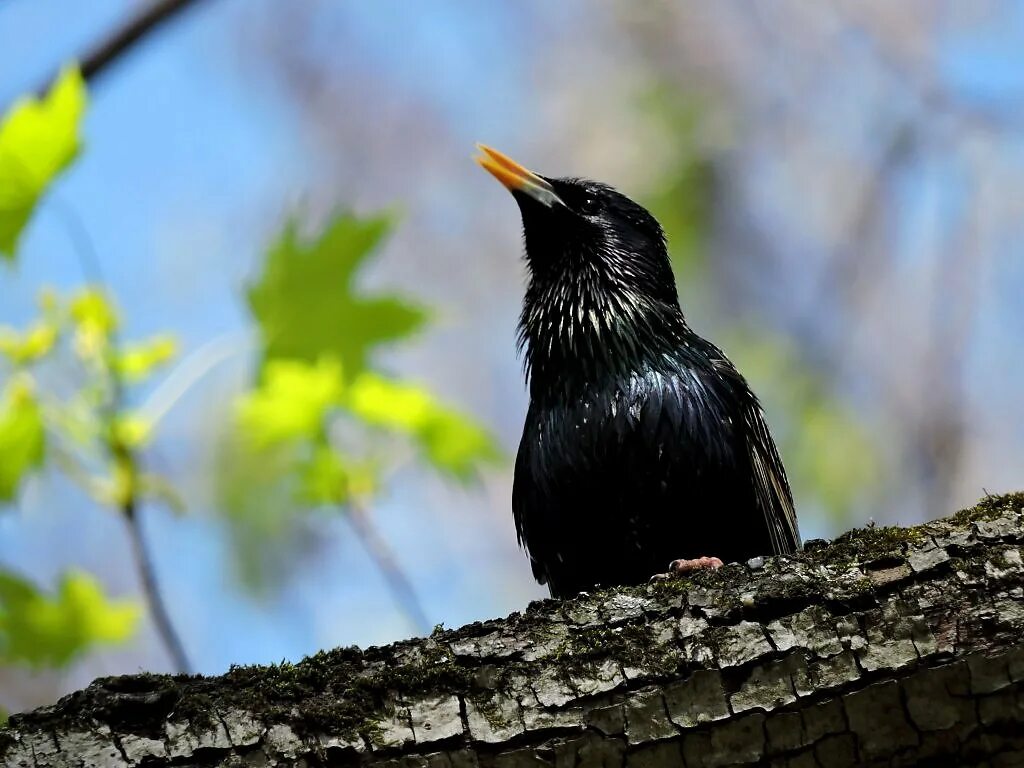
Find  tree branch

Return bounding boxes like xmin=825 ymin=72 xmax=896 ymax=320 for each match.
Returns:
xmin=123 ymin=497 xmax=191 ymax=674
xmin=346 ymin=498 xmax=432 ymax=637
xmin=3 ymin=492 xmax=1024 ymax=766
xmin=37 ymin=0 xmax=212 ymax=96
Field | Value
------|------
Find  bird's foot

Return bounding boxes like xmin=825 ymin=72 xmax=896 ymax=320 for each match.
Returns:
xmin=670 ymin=556 xmax=724 ymax=573
xmin=649 ymin=556 xmax=724 ymax=582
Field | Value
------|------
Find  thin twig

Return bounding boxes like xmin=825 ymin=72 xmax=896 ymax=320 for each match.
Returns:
xmin=107 ymin=335 xmax=192 ymax=671
xmin=345 ymin=498 xmax=431 ymax=636
xmin=47 ymin=173 xmax=194 ymax=671
xmin=43 ymin=166 xmax=194 ymax=674
xmin=123 ymin=495 xmax=192 ymax=672
xmin=36 ymin=0 xmax=211 ymax=96
xmin=109 ymin=368 xmax=192 ymax=672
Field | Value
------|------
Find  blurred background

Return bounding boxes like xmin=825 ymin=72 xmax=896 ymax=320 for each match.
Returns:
xmin=1 ymin=0 xmax=1021 ymax=714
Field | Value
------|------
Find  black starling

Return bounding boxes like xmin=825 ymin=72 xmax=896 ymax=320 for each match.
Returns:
xmin=475 ymin=144 xmax=800 ymax=598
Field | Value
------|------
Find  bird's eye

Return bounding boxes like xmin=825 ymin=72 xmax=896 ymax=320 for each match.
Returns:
xmin=579 ymin=195 xmax=601 ymax=215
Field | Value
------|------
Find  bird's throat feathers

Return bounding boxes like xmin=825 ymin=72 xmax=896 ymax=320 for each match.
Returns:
xmin=503 ymin=171 xmax=688 ymax=402
xmin=518 ymin=255 xmax=688 ymax=401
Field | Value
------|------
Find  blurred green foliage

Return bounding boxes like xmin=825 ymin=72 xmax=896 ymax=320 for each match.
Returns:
xmin=238 ymin=357 xmax=344 ymax=448
xmin=0 ymin=282 xmax=182 ymax=667
xmin=0 ymin=570 xmax=138 ymax=668
xmin=0 ymin=375 xmax=45 ymax=501
xmin=637 ymin=85 xmax=716 ymax=286
xmin=113 ymin=336 xmax=177 ymax=383
xmin=222 ymin=211 xmax=501 ymax=589
xmin=2 ymin=58 xmax=503 ymax=664
xmin=723 ymin=330 xmax=884 ymax=523
xmin=0 ymin=66 xmax=85 ymax=258
xmin=347 ymin=373 xmax=499 ymax=479
xmin=248 ymin=214 xmax=428 ymax=375
xmin=0 ymin=69 xmax=188 ymax=674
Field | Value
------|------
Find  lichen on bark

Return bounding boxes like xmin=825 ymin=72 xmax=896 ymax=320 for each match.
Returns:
xmin=3 ymin=491 xmax=1024 ymax=767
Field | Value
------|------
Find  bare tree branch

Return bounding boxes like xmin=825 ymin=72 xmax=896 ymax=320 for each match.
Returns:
xmin=123 ymin=497 xmax=192 ymax=674
xmin=3 ymin=492 xmax=1024 ymax=766
xmin=346 ymin=498 xmax=432 ymax=636
xmin=36 ymin=0 xmax=212 ymax=96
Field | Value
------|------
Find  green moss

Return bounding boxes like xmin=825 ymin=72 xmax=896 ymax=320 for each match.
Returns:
xmin=465 ymin=682 xmax=508 ymax=732
xmin=951 ymin=491 xmax=1024 ymax=525
xmin=208 ymin=641 xmax=476 ymax=742
xmin=551 ymin=618 xmax=678 ymax=683
xmin=799 ymin=523 xmax=927 ymax=570
xmin=0 ymin=641 xmax=478 ymax=751
xmin=641 ymin=564 xmax=772 ymax=616
xmin=947 ymin=556 xmax=987 ymax=579
xmin=208 ymin=644 xmax=463 ymax=742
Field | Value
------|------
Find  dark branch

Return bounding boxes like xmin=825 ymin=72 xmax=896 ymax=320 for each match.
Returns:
xmin=124 ymin=498 xmax=192 ymax=674
xmin=37 ymin=0 xmax=212 ymax=96
xmin=346 ymin=499 xmax=432 ymax=636
xmin=4 ymin=492 xmax=1024 ymax=767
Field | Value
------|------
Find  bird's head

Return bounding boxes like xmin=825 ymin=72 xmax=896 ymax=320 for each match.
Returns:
xmin=476 ymin=144 xmax=687 ymax=396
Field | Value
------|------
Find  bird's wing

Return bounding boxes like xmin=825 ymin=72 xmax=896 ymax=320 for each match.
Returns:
xmin=744 ymin=401 xmax=801 ymax=554
xmin=704 ymin=350 xmax=800 ymax=555
xmin=512 ymin=405 xmax=550 ymax=585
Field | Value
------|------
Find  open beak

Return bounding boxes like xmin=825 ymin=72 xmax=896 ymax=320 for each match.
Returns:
xmin=474 ymin=144 xmax=565 ymax=208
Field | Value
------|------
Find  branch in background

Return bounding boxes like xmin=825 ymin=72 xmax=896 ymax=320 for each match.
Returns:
xmin=36 ymin=0 xmax=212 ymax=96
xmin=346 ymin=498 xmax=431 ymax=637
xmin=43 ymin=188 xmax=193 ymax=673
xmin=123 ymin=496 xmax=191 ymax=673
xmin=917 ymin=173 xmax=986 ymax=517
xmin=108 ymin=365 xmax=192 ymax=674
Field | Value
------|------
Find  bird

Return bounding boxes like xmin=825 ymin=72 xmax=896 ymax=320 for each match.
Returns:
xmin=475 ymin=144 xmax=801 ymax=599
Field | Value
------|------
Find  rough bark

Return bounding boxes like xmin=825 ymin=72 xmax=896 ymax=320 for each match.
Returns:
xmin=4 ymin=492 xmax=1024 ymax=768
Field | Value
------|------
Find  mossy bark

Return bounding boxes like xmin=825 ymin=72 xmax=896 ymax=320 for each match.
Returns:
xmin=4 ymin=492 xmax=1024 ymax=768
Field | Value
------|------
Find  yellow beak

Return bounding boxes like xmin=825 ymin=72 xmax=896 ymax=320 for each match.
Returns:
xmin=474 ymin=144 xmax=565 ymax=208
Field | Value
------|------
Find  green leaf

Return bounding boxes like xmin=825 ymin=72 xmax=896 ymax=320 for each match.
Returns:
xmin=0 ymin=321 xmax=58 ymax=364
xmin=248 ymin=213 xmax=428 ymax=376
xmin=0 ymin=568 xmax=139 ymax=668
xmin=299 ymin=444 xmax=348 ymax=504
xmin=70 ymin=286 xmax=118 ymax=361
xmin=236 ymin=357 xmax=344 ymax=447
xmin=212 ymin=427 xmax=308 ymax=593
xmin=113 ymin=335 xmax=177 ymax=382
xmin=111 ymin=412 xmax=152 ymax=449
xmin=297 ymin=444 xmax=377 ymax=505
xmin=70 ymin=286 xmax=118 ymax=334
xmin=346 ymin=373 xmax=501 ymax=478
xmin=0 ymin=66 xmax=87 ymax=259
xmin=0 ymin=376 xmax=46 ymax=501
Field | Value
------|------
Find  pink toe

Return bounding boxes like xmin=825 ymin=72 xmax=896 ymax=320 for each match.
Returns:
xmin=669 ymin=556 xmax=724 ymax=573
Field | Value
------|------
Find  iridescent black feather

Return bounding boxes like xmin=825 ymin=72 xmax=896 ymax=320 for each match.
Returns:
xmin=508 ymin=175 xmax=800 ymax=598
